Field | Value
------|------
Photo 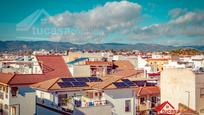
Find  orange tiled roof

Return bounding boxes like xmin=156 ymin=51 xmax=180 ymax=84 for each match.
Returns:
xmin=178 ymin=103 xmax=198 ymax=115
xmin=113 ymin=60 xmax=135 ymax=70
xmin=31 ymin=77 xmax=60 ymax=91
xmin=112 ymin=69 xmax=141 ymax=77
xmin=135 ymin=86 xmax=160 ymax=96
xmin=0 ymin=73 xmax=15 ymax=84
xmin=0 ymin=55 xmax=72 ymax=86
xmin=32 ymin=70 xmax=142 ymax=92
xmin=88 ymin=70 xmax=141 ymax=89
xmin=36 ymin=55 xmax=72 ymax=76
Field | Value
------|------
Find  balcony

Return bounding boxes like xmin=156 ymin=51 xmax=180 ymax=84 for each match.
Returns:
xmin=59 ymin=95 xmax=108 ymax=110
xmin=37 ymin=98 xmax=73 ymax=114
xmin=0 ymin=92 xmax=4 ymax=100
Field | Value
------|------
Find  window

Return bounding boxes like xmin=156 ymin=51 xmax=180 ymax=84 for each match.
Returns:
xmin=200 ymin=109 xmax=204 ymax=113
xmin=0 ymin=92 xmax=3 ymax=100
xmin=151 ymin=97 xmax=157 ymax=108
xmin=11 ymin=87 xmax=18 ymax=97
xmin=2 ymin=87 xmax=5 ymax=92
xmin=4 ymin=104 xmax=8 ymax=110
xmin=95 ymin=92 xmax=98 ymax=96
xmin=99 ymin=92 xmax=102 ymax=97
xmin=151 ymin=97 xmax=157 ymax=103
xmin=0 ymin=104 xmax=3 ymax=112
xmin=11 ymin=106 xmax=16 ymax=115
xmin=200 ymin=88 xmax=204 ymax=98
xmin=140 ymin=97 xmax=145 ymax=104
xmin=125 ymin=100 xmax=131 ymax=112
xmin=5 ymin=87 xmax=8 ymax=93
xmin=58 ymin=94 xmax=67 ymax=106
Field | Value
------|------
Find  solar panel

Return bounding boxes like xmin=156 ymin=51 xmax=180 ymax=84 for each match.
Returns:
xmin=58 ymin=82 xmax=66 ymax=88
xmin=88 ymin=77 xmax=102 ymax=82
xmin=75 ymin=77 xmax=90 ymax=82
xmin=64 ymin=82 xmax=73 ymax=87
xmin=113 ymin=82 xmax=129 ymax=88
xmin=133 ymin=81 xmax=146 ymax=87
xmin=122 ymin=79 xmax=136 ymax=86
xmin=146 ymin=82 xmax=156 ymax=86
xmin=58 ymin=82 xmax=73 ymax=88
xmin=61 ymin=78 xmax=76 ymax=82
xmin=72 ymin=82 xmax=88 ymax=87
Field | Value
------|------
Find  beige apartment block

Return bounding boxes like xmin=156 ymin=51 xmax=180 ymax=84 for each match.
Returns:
xmin=161 ymin=68 xmax=204 ymax=115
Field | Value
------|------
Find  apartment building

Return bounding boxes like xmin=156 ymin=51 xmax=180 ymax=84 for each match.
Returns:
xmin=32 ymin=69 xmax=148 ymax=115
xmin=0 ymin=73 xmax=36 ymax=115
xmin=161 ymin=68 xmax=204 ymax=114
xmin=135 ymin=86 xmax=160 ymax=115
xmin=0 ymin=55 xmax=72 ymax=115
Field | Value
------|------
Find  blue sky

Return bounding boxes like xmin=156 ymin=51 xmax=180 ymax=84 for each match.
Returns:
xmin=0 ymin=0 xmax=204 ymax=45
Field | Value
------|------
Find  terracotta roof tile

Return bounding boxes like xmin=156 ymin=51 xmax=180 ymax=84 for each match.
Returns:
xmin=31 ymin=77 xmax=59 ymax=91
xmin=0 ymin=73 xmax=15 ymax=84
xmin=32 ymin=70 xmax=142 ymax=91
xmin=113 ymin=60 xmax=135 ymax=70
xmin=135 ymin=86 xmax=160 ymax=96
xmin=178 ymin=103 xmax=199 ymax=114
xmin=112 ymin=69 xmax=141 ymax=77
xmin=36 ymin=55 xmax=72 ymax=76
xmin=3 ymin=55 xmax=72 ymax=85
xmin=91 ymin=70 xmax=142 ymax=89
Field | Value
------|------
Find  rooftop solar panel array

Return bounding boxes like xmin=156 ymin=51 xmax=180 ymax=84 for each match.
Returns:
xmin=113 ymin=82 xmax=128 ymax=88
xmin=113 ymin=80 xmax=157 ymax=88
xmin=58 ymin=81 xmax=88 ymax=88
xmin=122 ymin=79 xmax=136 ymax=86
xmin=58 ymin=77 xmax=102 ymax=88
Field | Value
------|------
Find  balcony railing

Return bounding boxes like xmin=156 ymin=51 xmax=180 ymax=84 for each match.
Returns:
xmin=59 ymin=98 xmax=108 ymax=109
xmin=37 ymin=98 xmax=73 ymax=114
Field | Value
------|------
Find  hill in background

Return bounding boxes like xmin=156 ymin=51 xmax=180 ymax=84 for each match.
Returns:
xmin=0 ymin=41 xmax=204 ymax=52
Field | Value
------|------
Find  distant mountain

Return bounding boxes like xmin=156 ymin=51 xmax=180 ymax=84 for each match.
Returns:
xmin=0 ymin=41 xmax=203 ymax=52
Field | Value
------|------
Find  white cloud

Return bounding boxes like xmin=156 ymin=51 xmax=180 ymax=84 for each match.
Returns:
xmin=168 ymin=8 xmax=187 ymax=18
xmin=47 ymin=1 xmax=142 ymax=43
xmin=128 ymin=10 xmax=204 ymax=45
xmin=49 ymin=1 xmax=141 ymax=32
xmin=48 ymin=3 xmax=204 ymax=45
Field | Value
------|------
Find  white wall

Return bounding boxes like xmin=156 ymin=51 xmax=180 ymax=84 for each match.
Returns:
xmin=137 ymin=56 xmax=147 ymax=70
xmin=69 ymin=65 xmax=91 ymax=77
xmin=195 ymin=73 xmax=204 ymax=115
xmin=9 ymin=87 xmax=36 ymax=115
xmin=104 ymin=89 xmax=136 ymax=115
xmin=36 ymin=90 xmax=54 ymax=104
xmin=161 ymin=68 xmax=196 ymax=110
